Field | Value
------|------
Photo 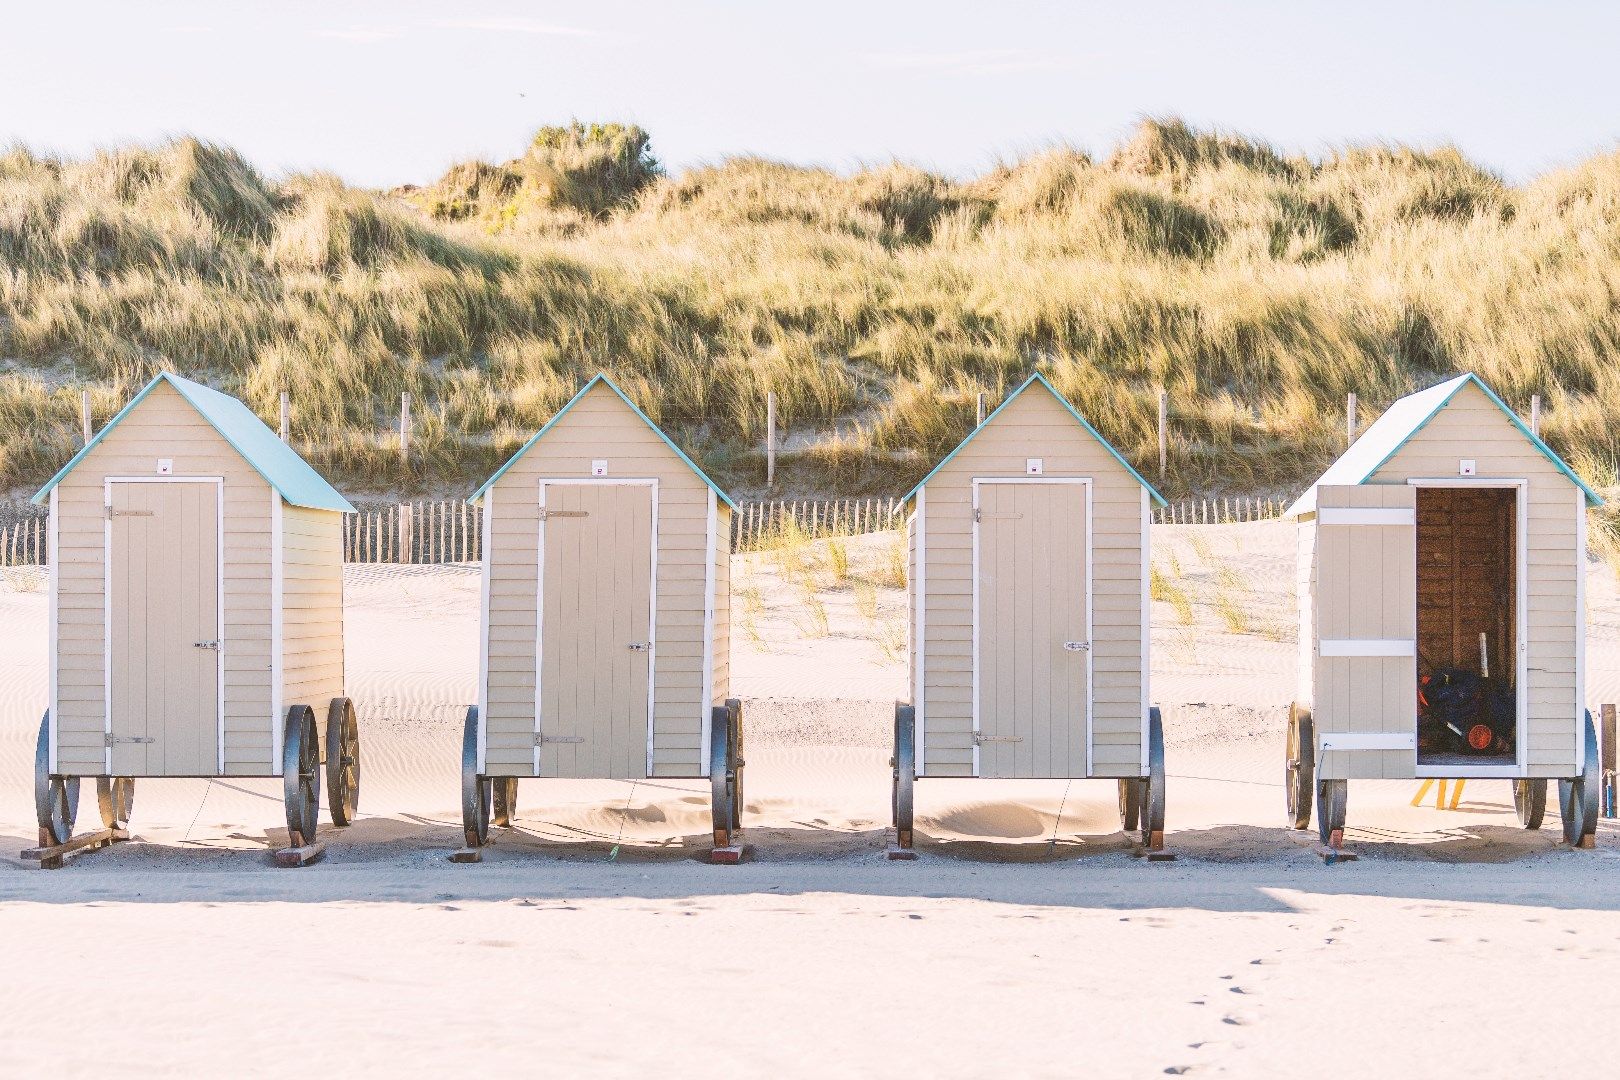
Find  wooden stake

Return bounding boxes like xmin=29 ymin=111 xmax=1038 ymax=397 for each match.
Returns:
xmin=977 ymin=392 xmax=987 ymax=427
xmin=81 ymin=390 xmax=92 ymax=446
xmin=400 ymin=392 xmax=412 ymax=466
xmin=279 ymin=392 xmax=290 ymax=443
xmin=1346 ymin=392 xmax=1357 ymax=448
xmin=1157 ymin=386 xmax=1168 ymax=479
xmin=766 ymin=392 xmax=777 ymax=490
xmin=1530 ymin=394 xmax=1542 ymax=438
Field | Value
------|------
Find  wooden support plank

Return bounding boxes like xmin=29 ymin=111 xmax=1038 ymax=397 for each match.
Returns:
xmin=21 ymin=827 xmax=128 ymax=869
xmin=272 ymin=841 xmax=326 ymax=867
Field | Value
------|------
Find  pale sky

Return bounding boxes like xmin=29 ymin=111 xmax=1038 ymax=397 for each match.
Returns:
xmin=4 ymin=1 xmax=1618 ymax=187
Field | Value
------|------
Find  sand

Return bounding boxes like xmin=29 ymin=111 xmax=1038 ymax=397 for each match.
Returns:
xmin=3 ymin=523 xmax=1620 ymax=1077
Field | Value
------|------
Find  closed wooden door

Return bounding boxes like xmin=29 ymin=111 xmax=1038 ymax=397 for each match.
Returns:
xmin=974 ymin=480 xmax=1090 ymax=778
xmin=107 ymin=480 xmax=221 ymax=775
xmin=537 ymin=482 xmax=655 ymax=779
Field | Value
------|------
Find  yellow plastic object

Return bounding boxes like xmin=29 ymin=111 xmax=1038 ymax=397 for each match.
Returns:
xmin=1410 ymin=778 xmax=1466 ymax=809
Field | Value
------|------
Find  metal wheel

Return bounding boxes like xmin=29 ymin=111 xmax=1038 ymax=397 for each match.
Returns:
xmin=97 ymin=776 xmax=135 ymax=830
xmin=1286 ymin=703 xmax=1315 ymax=830
xmin=726 ymin=698 xmax=745 ymax=831
xmin=1117 ymin=778 xmax=1142 ymax=833
xmin=34 ymin=710 xmax=78 ymax=846
xmin=282 ymin=705 xmax=320 ymax=847
xmin=1317 ymin=778 xmax=1348 ymax=849
xmin=325 ymin=697 xmax=360 ymax=827
xmin=1559 ymin=710 xmax=1600 ymax=848
xmin=1138 ymin=706 xmax=1166 ymax=850
xmin=893 ymin=702 xmax=915 ymax=849
xmin=1513 ymin=778 xmax=1546 ymax=830
xmin=492 ymin=777 xmax=518 ymax=828
xmin=710 ymin=704 xmax=737 ymax=847
xmin=461 ymin=706 xmax=491 ymax=848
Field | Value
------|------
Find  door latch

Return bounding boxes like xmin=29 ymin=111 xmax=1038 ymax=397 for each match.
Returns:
xmin=537 ymin=509 xmax=589 ymax=520
xmin=104 ymin=733 xmax=155 ymax=746
xmin=194 ymin=640 xmax=221 ymax=650
xmin=973 ymin=733 xmax=1025 ymax=744
xmin=1062 ymin=641 xmax=1090 ymax=652
xmin=535 ymin=733 xmax=585 ymax=745
xmin=627 ymin=642 xmax=652 ymax=652
xmin=105 ymin=507 xmax=154 ymax=519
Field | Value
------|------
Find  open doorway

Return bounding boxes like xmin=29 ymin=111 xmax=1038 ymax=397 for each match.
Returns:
xmin=1415 ymin=486 xmax=1519 ymax=768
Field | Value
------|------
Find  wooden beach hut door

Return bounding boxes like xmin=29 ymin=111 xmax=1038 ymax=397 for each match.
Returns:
xmin=973 ymin=479 xmax=1091 ymax=778
xmin=106 ymin=479 xmax=222 ymax=775
xmin=536 ymin=481 xmax=656 ymax=779
xmin=1312 ymin=485 xmax=1418 ymax=772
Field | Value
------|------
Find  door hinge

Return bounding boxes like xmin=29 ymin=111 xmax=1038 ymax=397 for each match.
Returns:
xmin=193 ymin=639 xmax=221 ymax=650
xmin=105 ymin=733 xmax=155 ymax=747
xmin=105 ymin=507 xmax=154 ymax=519
xmin=535 ymin=733 xmax=585 ymax=745
xmin=973 ymin=509 xmax=1023 ymax=523
xmin=973 ymin=733 xmax=1025 ymax=744
xmin=1062 ymin=641 xmax=1090 ymax=652
xmin=537 ymin=508 xmax=589 ymax=520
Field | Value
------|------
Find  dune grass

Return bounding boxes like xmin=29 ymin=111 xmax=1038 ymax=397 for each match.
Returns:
xmin=3 ymin=119 xmax=1619 ymax=497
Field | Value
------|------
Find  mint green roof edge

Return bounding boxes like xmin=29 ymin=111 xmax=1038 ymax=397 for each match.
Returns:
xmin=901 ymin=372 xmax=1168 ymax=507
xmin=33 ymin=373 xmax=355 ymax=513
xmin=1285 ymin=372 xmax=1603 ymax=517
xmin=470 ymin=373 xmax=738 ymax=510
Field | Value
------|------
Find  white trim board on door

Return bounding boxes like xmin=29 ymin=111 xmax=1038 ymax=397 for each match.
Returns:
xmin=969 ymin=476 xmax=1093 ymax=779
xmin=533 ymin=477 xmax=660 ymax=778
xmin=102 ymin=476 xmax=226 ymax=775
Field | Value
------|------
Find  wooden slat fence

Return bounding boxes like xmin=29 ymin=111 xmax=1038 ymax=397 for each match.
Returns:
xmin=343 ymin=500 xmax=482 ymax=564
xmin=732 ymin=498 xmax=903 ymax=551
xmin=0 ymin=507 xmax=49 ymax=566
xmin=1153 ymin=495 xmax=1287 ymax=525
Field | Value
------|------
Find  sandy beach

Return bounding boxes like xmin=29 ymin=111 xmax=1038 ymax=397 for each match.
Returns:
xmin=4 ymin=522 xmax=1620 ymax=1078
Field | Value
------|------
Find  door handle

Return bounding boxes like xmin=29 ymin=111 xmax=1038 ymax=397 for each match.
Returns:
xmin=194 ymin=640 xmax=220 ymax=650
xmin=1062 ymin=641 xmax=1090 ymax=652
xmin=627 ymin=642 xmax=651 ymax=652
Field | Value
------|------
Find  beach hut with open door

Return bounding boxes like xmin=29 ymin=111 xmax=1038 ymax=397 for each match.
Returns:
xmin=28 ymin=372 xmax=359 ymax=868
xmin=1285 ymin=373 xmax=1603 ymax=853
xmin=892 ymin=372 xmax=1171 ymax=856
xmin=460 ymin=373 xmax=741 ymax=862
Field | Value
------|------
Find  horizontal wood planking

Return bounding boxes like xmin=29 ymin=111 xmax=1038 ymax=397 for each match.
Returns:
xmin=281 ymin=503 xmax=345 ymax=723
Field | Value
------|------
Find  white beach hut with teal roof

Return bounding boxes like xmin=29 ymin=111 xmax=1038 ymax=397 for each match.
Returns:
xmin=29 ymin=372 xmax=360 ymax=867
xmin=1283 ymin=372 xmax=1604 ymax=852
xmin=458 ymin=373 xmax=743 ymax=861
xmin=890 ymin=372 xmax=1172 ymax=856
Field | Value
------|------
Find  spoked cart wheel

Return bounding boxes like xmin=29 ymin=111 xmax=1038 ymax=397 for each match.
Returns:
xmin=282 ymin=705 xmax=321 ymax=849
xmin=1137 ymin=706 xmax=1167 ymax=851
xmin=34 ymin=711 xmax=78 ymax=846
xmin=492 ymin=777 xmax=518 ymax=829
xmin=1286 ymin=704 xmax=1314 ymax=830
xmin=1317 ymin=779 xmax=1348 ymax=850
xmin=97 ymin=776 xmax=134 ymax=831
xmin=461 ymin=706 xmax=491 ymax=848
xmin=1559 ymin=710 xmax=1600 ymax=849
xmin=710 ymin=698 xmax=744 ymax=848
xmin=1513 ymin=779 xmax=1547 ymax=830
xmin=326 ymin=697 xmax=361 ymax=827
xmin=893 ymin=702 xmax=916 ymax=850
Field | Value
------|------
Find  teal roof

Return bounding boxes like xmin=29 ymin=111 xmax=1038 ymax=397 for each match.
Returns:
xmin=33 ymin=373 xmax=354 ymax=513
xmin=902 ymin=372 xmax=1168 ymax=507
xmin=1285 ymin=372 xmax=1603 ymax=517
xmin=470 ymin=373 xmax=738 ymax=510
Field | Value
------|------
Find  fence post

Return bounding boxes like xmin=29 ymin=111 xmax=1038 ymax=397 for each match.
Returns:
xmin=1346 ymin=392 xmax=1357 ymax=448
xmin=977 ymin=392 xmax=987 ymax=427
xmin=279 ymin=392 xmax=290 ymax=444
xmin=399 ymin=392 xmax=412 ymax=467
xmin=397 ymin=503 xmax=411 ymax=564
xmin=81 ymin=390 xmax=92 ymax=446
xmin=1530 ymin=394 xmax=1542 ymax=438
xmin=1602 ymin=703 xmax=1616 ymax=819
xmin=1157 ymin=386 xmax=1168 ymax=479
xmin=766 ymin=392 xmax=777 ymax=490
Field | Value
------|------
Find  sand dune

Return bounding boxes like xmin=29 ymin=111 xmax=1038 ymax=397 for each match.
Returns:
xmin=4 ymin=524 xmax=1620 ymax=1077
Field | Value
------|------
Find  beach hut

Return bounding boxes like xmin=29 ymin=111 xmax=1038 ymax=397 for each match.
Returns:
xmin=28 ymin=373 xmax=359 ymax=868
xmin=460 ymin=374 xmax=742 ymax=861
xmin=893 ymin=373 xmax=1171 ymax=855
xmin=1285 ymin=373 xmax=1604 ymax=851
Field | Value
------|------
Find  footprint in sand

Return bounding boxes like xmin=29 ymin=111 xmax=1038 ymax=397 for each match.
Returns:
xmin=1164 ymin=1067 xmax=1194 ymax=1075
xmin=1222 ymin=1015 xmax=1251 ymax=1027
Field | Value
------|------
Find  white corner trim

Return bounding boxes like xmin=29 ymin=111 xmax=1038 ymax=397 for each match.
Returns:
xmin=1576 ymin=484 xmax=1588 ymax=771
xmin=700 ymin=488 xmax=717 ymax=778
xmin=914 ymin=486 xmax=926 ymax=778
xmin=1140 ymin=486 xmax=1150 ymax=775
xmin=1320 ymin=732 xmax=1417 ymax=752
xmin=476 ymin=486 xmax=493 ymax=774
xmin=1319 ymin=638 xmax=1416 ymax=657
xmin=270 ymin=491 xmax=284 ymax=774
xmin=1318 ymin=507 xmax=1416 ymax=526
xmin=47 ymin=488 xmax=58 ymax=773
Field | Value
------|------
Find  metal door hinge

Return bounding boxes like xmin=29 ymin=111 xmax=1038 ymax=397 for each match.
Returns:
xmin=973 ymin=733 xmax=1024 ymax=744
xmin=627 ymin=642 xmax=652 ymax=652
xmin=194 ymin=639 xmax=221 ymax=650
xmin=537 ymin=508 xmax=589 ymax=520
xmin=105 ymin=507 xmax=154 ymax=519
xmin=105 ymin=733 xmax=155 ymax=747
xmin=1063 ymin=641 xmax=1090 ymax=652
xmin=535 ymin=733 xmax=585 ymax=745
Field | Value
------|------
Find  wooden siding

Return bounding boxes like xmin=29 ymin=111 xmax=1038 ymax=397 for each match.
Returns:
xmin=1368 ymin=381 xmax=1582 ymax=778
xmin=917 ymin=386 xmax=1148 ymax=778
xmin=710 ymin=500 xmax=732 ymax=709
xmin=53 ymin=381 xmax=276 ymax=777
xmin=280 ymin=503 xmax=345 ymax=728
xmin=483 ymin=382 xmax=715 ymax=779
